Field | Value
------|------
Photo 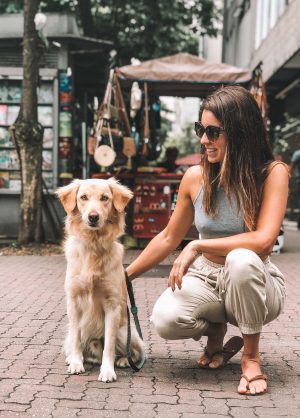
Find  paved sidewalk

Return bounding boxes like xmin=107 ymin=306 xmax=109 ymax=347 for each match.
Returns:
xmin=0 ymin=230 xmax=299 ymax=417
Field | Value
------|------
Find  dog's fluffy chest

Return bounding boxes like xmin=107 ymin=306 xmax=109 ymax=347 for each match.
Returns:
xmin=65 ymin=238 xmax=124 ymax=342
xmin=66 ymin=241 xmax=123 ymax=295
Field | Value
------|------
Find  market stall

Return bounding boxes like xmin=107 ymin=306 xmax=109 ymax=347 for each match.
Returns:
xmin=88 ymin=53 xmax=253 ymax=242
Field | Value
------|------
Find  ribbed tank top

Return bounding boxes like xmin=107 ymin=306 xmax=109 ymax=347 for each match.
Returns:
xmin=193 ymin=186 xmax=245 ymax=239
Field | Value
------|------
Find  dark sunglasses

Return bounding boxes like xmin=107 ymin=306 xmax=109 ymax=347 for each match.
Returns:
xmin=194 ymin=122 xmax=224 ymax=142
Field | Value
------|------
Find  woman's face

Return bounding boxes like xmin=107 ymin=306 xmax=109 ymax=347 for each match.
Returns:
xmin=200 ymin=110 xmax=227 ymax=164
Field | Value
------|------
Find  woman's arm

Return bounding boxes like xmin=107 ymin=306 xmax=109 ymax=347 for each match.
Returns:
xmin=126 ymin=166 xmax=201 ymax=280
xmin=168 ymin=163 xmax=289 ymax=290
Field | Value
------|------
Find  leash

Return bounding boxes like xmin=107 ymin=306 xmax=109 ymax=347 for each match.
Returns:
xmin=124 ymin=269 xmax=146 ymax=371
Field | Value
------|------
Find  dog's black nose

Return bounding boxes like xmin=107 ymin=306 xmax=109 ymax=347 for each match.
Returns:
xmin=88 ymin=213 xmax=99 ymax=224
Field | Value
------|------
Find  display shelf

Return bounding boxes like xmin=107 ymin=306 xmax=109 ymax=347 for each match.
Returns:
xmin=0 ymin=124 xmax=53 ymax=129
xmin=0 ymin=102 xmax=53 ymax=105
xmin=0 ymin=189 xmax=21 ymax=195
xmin=0 ymin=146 xmax=52 ymax=150
xmin=0 ymin=187 xmax=56 ymax=195
xmin=0 ymin=168 xmax=20 ymax=171
xmin=0 ymin=75 xmax=58 ymax=197
xmin=0 ymin=168 xmax=53 ymax=171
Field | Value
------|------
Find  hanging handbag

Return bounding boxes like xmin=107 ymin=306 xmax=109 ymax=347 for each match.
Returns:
xmin=122 ymin=136 xmax=136 ymax=169
xmin=93 ymin=70 xmax=117 ymax=167
xmin=94 ymin=119 xmax=116 ymax=167
xmin=115 ymin=77 xmax=136 ymax=168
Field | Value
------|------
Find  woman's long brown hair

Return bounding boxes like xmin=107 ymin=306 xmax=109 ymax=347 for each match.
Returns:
xmin=200 ymin=85 xmax=274 ymax=231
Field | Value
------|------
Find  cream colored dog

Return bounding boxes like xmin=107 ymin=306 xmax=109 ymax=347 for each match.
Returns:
xmin=57 ymin=178 xmax=145 ymax=382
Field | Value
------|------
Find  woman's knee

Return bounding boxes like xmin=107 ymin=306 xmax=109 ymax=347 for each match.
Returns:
xmin=151 ymin=303 xmax=207 ymax=340
xmin=151 ymin=308 xmax=180 ymax=340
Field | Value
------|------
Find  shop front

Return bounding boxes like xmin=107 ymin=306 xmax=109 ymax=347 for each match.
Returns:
xmin=87 ymin=53 xmax=252 ymax=244
xmin=0 ymin=13 xmax=112 ymax=241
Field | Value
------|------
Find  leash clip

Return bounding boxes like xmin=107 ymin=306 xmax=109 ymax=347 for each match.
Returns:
xmin=131 ymin=306 xmax=138 ymax=315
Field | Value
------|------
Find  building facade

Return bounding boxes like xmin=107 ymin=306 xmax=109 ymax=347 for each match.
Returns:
xmin=222 ymin=0 xmax=300 ymax=215
xmin=223 ymin=0 xmax=300 ymax=150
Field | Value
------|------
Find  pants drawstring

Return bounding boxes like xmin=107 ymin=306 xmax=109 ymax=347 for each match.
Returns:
xmin=215 ymin=267 xmax=226 ymax=302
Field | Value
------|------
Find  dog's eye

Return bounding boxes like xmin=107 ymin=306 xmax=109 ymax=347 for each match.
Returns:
xmin=100 ymin=195 xmax=109 ymax=202
xmin=80 ymin=194 xmax=88 ymax=201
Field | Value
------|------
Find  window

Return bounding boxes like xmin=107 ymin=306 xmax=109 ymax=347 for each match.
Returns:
xmin=255 ymin=0 xmax=289 ymax=49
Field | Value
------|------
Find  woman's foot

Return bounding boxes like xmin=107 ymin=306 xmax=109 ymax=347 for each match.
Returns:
xmin=238 ymin=354 xmax=267 ymax=395
xmin=197 ymin=323 xmax=227 ymax=368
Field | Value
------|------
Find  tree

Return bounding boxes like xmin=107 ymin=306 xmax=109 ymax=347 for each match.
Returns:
xmin=90 ymin=0 xmax=220 ymax=65
xmin=9 ymin=0 xmax=220 ymax=65
xmin=1 ymin=0 xmax=220 ymax=243
xmin=10 ymin=0 xmax=46 ymax=244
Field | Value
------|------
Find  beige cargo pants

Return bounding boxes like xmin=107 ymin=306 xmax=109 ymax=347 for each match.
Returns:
xmin=151 ymin=249 xmax=286 ymax=338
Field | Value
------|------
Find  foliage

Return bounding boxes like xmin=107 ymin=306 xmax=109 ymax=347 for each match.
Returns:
xmin=158 ymin=122 xmax=200 ymax=160
xmin=272 ymin=113 xmax=300 ymax=158
xmin=91 ymin=0 xmax=220 ymax=65
xmin=0 ymin=0 xmax=221 ymax=65
xmin=0 ymin=0 xmax=23 ymax=13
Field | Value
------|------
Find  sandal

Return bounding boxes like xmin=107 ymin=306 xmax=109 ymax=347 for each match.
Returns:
xmin=197 ymin=336 xmax=244 ymax=369
xmin=239 ymin=373 xmax=268 ymax=396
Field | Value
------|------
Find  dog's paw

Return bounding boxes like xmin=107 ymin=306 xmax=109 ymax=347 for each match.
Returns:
xmin=98 ymin=365 xmax=117 ymax=382
xmin=115 ymin=357 xmax=129 ymax=368
xmin=67 ymin=361 xmax=85 ymax=374
xmin=65 ymin=355 xmax=72 ymax=365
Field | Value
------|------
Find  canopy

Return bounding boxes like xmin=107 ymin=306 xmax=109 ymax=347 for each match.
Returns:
xmin=176 ymin=153 xmax=202 ymax=166
xmin=116 ymin=53 xmax=252 ymax=97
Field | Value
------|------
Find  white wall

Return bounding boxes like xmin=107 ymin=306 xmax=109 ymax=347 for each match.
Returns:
xmin=223 ymin=0 xmax=300 ymax=81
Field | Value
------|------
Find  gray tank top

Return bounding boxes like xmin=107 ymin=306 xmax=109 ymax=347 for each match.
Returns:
xmin=194 ymin=187 xmax=245 ymax=239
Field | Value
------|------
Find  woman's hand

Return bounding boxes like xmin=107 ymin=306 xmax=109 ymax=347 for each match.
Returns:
xmin=168 ymin=241 xmax=200 ymax=291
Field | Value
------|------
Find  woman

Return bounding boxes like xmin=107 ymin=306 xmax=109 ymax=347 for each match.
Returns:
xmin=126 ymin=86 xmax=288 ymax=395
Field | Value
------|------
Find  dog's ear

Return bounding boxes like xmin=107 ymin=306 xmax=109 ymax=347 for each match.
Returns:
xmin=107 ymin=177 xmax=133 ymax=213
xmin=56 ymin=180 xmax=81 ymax=213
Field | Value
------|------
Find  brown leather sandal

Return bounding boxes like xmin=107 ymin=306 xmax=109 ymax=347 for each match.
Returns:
xmin=197 ymin=336 xmax=244 ymax=369
xmin=239 ymin=373 xmax=268 ymax=395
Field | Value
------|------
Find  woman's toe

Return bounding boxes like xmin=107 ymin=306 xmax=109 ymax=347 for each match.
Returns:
xmin=237 ymin=376 xmax=248 ymax=394
xmin=238 ymin=376 xmax=267 ymax=395
xmin=254 ymin=380 xmax=267 ymax=394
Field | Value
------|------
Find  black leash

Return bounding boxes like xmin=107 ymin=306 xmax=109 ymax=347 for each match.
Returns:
xmin=124 ymin=269 xmax=146 ymax=371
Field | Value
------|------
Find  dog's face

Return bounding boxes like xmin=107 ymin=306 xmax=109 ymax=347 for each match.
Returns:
xmin=57 ymin=178 xmax=133 ymax=230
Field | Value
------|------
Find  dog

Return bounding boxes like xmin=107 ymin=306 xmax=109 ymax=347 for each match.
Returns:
xmin=57 ymin=178 xmax=145 ymax=382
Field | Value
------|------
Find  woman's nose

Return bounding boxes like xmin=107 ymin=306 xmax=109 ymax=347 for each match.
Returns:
xmin=200 ymin=134 xmax=208 ymax=145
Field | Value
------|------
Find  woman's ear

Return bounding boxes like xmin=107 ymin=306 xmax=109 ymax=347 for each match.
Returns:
xmin=107 ymin=177 xmax=133 ymax=213
xmin=56 ymin=180 xmax=81 ymax=213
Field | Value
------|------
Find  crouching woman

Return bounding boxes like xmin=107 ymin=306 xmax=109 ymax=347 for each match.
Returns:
xmin=127 ymin=85 xmax=288 ymax=395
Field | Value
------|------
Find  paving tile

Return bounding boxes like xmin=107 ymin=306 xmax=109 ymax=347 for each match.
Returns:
xmin=0 ymin=229 xmax=298 ymax=416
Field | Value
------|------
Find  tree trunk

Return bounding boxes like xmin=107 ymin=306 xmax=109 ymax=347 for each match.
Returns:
xmin=10 ymin=0 xmax=45 ymax=244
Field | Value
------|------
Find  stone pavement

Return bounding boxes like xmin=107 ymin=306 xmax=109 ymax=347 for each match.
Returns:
xmin=0 ymin=228 xmax=299 ymax=417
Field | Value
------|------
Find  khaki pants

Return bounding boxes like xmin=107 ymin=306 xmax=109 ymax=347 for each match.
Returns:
xmin=151 ymin=249 xmax=286 ymax=338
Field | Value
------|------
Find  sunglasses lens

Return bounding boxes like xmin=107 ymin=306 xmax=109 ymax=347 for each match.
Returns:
xmin=206 ymin=126 xmax=220 ymax=141
xmin=195 ymin=123 xmax=204 ymax=137
xmin=195 ymin=123 xmax=222 ymax=141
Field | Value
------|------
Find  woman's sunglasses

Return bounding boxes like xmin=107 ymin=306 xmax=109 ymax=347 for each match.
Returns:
xmin=194 ymin=122 xmax=224 ymax=142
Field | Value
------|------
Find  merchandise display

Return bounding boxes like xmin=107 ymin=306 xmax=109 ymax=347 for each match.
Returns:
xmin=38 ymin=106 xmax=53 ymax=126
xmin=132 ymin=178 xmax=182 ymax=238
xmin=0 ymin=78 xmax=55 ymax=191
xmin=57 ymin=70 xmax=73 ymax=185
